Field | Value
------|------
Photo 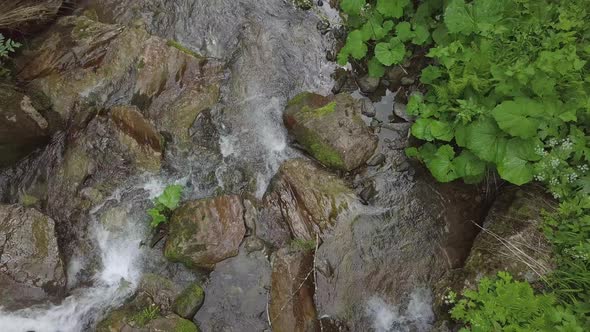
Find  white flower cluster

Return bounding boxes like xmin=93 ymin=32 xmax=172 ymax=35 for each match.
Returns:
xmin=534 ymin=174 xmax=545 ymax=181
xmin=567 ymin=172 xmax=579 ymax=183
xmin=534 ymin=145 xmax=545 ymax=156
xmin=548 ymin=138 xmax=559 ymax=147
xmin=443 ymin=293 xmax=456 ymax=305
xmin=564 ymin=247 xmax=590 ymax=261
xmin=550 ymin=158 xmax=560 ymax=168
xmin=578 ymin=164 xmax=589 ymax=173
xmin=560 ymin=138 xmax=574 ymax=151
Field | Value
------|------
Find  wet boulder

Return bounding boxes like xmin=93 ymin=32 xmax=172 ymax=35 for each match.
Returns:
xmin=110 ymin=106 xmax=163 ymax=172
xmin=172 ymin=282 xmax=205 ymax=320
xmin=134 ymin=274 xmax=182 ymax=313
xmin=270 ymin=247 xmax=320 ymax=332
xmin=0 ymin=83 xmax=57 ymax=167
xmin=463 ymin=185 xmax=555 ymax=283
xmin=0 ymin=204 xmax=65 ymax=310
xmin=164 ymin=195 xmax=246 ymax=269
xmin=434 ymin=185 xmax=555 ymax=310
xmin=284 ymin=93 xmax=378 ymax=171
xmin=0 ymin=0 xmax=63 ymax=32
xmin=97 ymin=310 xmax=200 ymax=332
xmin=195 ymin=246 xmax=271 ymax=331
xmin=257 ymin=158 xmax=356 ymax=247
xmin=16 ymin=15 xmax=222 ymax=149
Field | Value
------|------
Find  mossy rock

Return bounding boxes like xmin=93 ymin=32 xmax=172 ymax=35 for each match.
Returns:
xmin=172 ymin=282 xmax=205 ymax=319
xmin=284 ymin=92 xmax=378 ymax=171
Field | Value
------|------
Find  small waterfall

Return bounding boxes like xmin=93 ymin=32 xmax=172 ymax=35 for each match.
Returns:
xmin=366 ymin=289 xmax=435 ymax=332
xmin=0 ymin=178 xmax=176 ymax=332
xmin=0 ymin=215 xmax=146 ymax=332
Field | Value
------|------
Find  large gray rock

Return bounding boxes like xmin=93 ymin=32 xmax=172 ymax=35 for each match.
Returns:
xmin=258 ymin=158 xmax=356 ymax=248
xmin=16 ymin=15 xmax=222 ymax=149
xmin=0 ymin=204 xmax=65 ymax=310
xmin=0 ymin=83 xmax=57 ymax=167
xmin=195 ymin=246 xmax=271 ymax=331
xmin=164 ymin=195 xmax=246 ymax=269
xmin=0 ymin=1 xmax=63 ymax=31
xmin=284 ymin=93 xmax=378 ymax=171
xmin=270 ymin=247 xmax=319 ymax=332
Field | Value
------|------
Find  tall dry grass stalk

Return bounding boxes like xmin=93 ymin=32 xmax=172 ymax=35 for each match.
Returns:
xmin=0 ymin=0 xmax=63 ymax=31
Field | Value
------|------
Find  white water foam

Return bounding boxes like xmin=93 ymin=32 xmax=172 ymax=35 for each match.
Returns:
xmin=366 ymin=288 xmax=435 ymax=332
xmin=0 ymin=204 xmax=146 ymax=332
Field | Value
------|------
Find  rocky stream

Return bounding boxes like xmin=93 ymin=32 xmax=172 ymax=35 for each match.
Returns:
xmin=0 ymin=1 xmax=555 ymax=331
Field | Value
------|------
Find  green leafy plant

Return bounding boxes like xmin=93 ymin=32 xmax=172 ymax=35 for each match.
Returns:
xmin=404 ymin=0 xmax=589 ymax=193
xmin=450 ymin=272 xmax=584 ymax=331
xmin=337 ymin=0 xmax=442 ymax=77
xmin=0 ymin=33 xmax=21 ymax=77
xmin=147 ymin=184 xmax=183 ymax=228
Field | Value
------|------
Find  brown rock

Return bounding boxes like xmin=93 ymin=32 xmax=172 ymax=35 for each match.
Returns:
xmin=270 ymin=247 xmax=320 ymax=332
xmin=258 ymin=158 xmax=355 ymax=246
xmin=0 ymin=204 xmax=65 ymax=310
xmin=164 ymin=195 xmax=246 ymax=269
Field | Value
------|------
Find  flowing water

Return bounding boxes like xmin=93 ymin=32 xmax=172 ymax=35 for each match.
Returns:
xmin=0 ymin=1 xmax=340 ymax=331
xmin=0 ymin=1 xmax=482 ymax=331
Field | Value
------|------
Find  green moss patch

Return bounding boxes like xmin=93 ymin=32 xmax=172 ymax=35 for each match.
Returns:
xmin=167 ymin=40 xmax=202 ymax=58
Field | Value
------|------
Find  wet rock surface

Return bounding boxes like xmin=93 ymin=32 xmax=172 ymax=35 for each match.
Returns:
xmin=16 ymin=15 xmax=222 ymax=149
xmin=312 ymin=118 xmax=489 ymax=330
xmin=164 ymin=195 xmax=246 ymax=269
xmin=0 ymin=205 xmax=65 ymax=310
xmin=270 ymin=247 xmax=319 ymax=332
xmin=258 ymin=158 xmax=356 ymax=247
xmin=433 ymin=185 xmax=555 ymax=317
xmin=194 ymin=246 xmax=271 ymax=331
xmin=284 ymin=93 xmax=378 ymax=171
xmin=172 ymin=282 xmax=205 ymax=320
xmin=0 ymin=83 xmax=57 ymax=167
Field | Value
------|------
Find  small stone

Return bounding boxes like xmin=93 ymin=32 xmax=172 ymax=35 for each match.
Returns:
xmin=393 ymin=102 xmax=413 ymax=122
xmin=360 ymin=98 xmax=376 ymax=117
xmin=359 ymin=182 xmax=377 ymax=203
xmin=401 ymin=77 xmax=415 ymax=86
xmin=370 ymin=118 xmax=381 ymax=128
xmin=356 ymin=75 xmax=380 ymax=94
xmin=172 ymin=282 xmax=205 ymax=320
xmin=244 ymin=236 xmax=265 ymax=253
xmin=366 ymin=153 xmax=386 ymax=166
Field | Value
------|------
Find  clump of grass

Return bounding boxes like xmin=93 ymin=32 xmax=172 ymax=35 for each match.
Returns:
xmin=131 ymin=305 xmax=159 ymax=327
xmin=291 ymin=238 xmax=316 ymax=252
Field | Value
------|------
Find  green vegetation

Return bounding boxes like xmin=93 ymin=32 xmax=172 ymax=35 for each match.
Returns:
xmin=448 ymin=272 xmax=583 ymax=331
xmin=0 ymin=33 xmax=21 ymax=77
xmin=290 ymin=238 xmax=317 ymax=252
xmin=147 ymin=184 xmax=184 ymax=228
xmin=167 ymin=40 xmax=202 ymax=58
xmin=336 ymin=0 xmax=590 ymax=330
xmin=337 ymin=0 xmax=438 ymax=77
xmin=131 ymin=305 xmax=159 ymax=327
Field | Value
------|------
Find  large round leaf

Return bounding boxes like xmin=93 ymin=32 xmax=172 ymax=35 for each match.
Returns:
xmin=375 ymin=38 xmax=405 ymax=66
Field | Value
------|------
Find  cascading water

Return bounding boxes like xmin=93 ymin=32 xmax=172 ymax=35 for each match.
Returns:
xmin=0 ymin=202 xmax=146 ymax=332
xmin=0 ymin=1 xmax=460 ymax=331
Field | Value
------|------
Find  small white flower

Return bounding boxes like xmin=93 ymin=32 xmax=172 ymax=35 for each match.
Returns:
xmin=568 ymin=173 xmax=579 ymax=183
xmin=550 ymin=158 xmax=560 ymax=168
xmin=548 ymin=138 xmax=559 ymax=147
xmin=560 ymin=138 xmax=573 ymax=151
xmin=549 ymin=178 xmax=559 ymax=186
xmin=534 ymin=146 xmax=545 ymax=156
xmin=578 ymin=164 xmax=589 ymax=173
